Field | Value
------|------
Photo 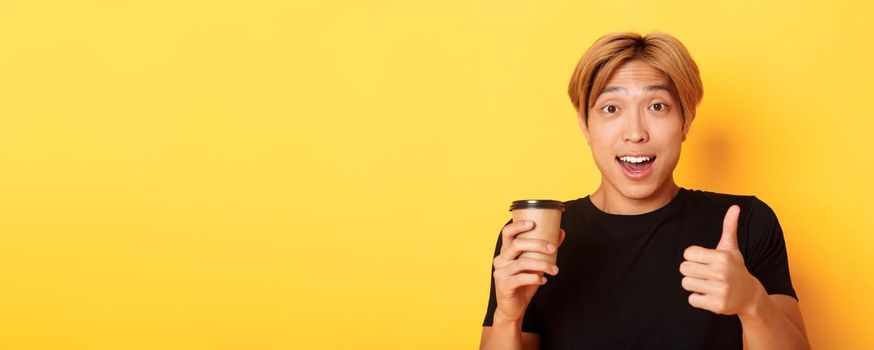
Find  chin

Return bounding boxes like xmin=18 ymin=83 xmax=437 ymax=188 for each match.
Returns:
xmin=602 ymin=170 xmax=668 ymax=201
xmin=616 ymin=181 xmax=661 ymax=200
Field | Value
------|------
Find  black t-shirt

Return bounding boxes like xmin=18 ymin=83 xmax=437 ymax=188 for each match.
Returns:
xmin=482 ymin=188 xmax=797 ymax=349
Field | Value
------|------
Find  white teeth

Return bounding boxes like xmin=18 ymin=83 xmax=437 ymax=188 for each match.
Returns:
xmin=619 ymin=156 xmax=653 ymax=163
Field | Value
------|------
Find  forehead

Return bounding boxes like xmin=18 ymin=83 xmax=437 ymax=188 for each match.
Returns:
xmin=602 ymin=60 xmax=671 ymax=90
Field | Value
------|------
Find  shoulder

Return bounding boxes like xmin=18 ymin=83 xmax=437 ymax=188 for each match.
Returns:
xmin=683 ymin=188 xmax=755 ymax=207
xmin=561 ymin=197 xmax=586 ymax=212
xmin=557 ymin=196 xmax=590 ymax=224
xmin=685 ymin=189 xmax=785 ymax=259
xmin=682 ymin=189 xmax=783 ymax=248
xmin=545 ymin=196 xmax=588 ymax=219
xmin=682 ymin=188 xmax=777 ymax=222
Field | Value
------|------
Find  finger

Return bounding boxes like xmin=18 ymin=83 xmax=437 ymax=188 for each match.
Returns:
xmin=506 ymin=257 xmax=559 ymax=277
xmin=505 ymin=273 xmax=547 ymax=291
xmin=558 ymin=229 xmax=566 ymax=246
xmin=493 ymin=254 xmax=511 ymax=270
xmin=497 ymin=238 xmax=553 ymax=263
xmin=687 ymin=292 xmax=716 ymax=312
xmin=680 ymin=276 xmax=718 ymax=294
xmin=500 ymin=220 xmax=536 ymax=253
xmin=717 ymin=205 xmax=740 ymax=251
xmin=683 ymin=245 xmax=723 ymax=264
xmin=679 ymin=261 xmax=715 ymax=279
xmin=505 ymin=238 xmax=556 ymax=260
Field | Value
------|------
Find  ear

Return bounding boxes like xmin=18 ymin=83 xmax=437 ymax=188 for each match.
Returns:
xmin=681 ymin=117 xmax=692 ymax=142
xmin=577 ymin=111 xmax=591 ymax=145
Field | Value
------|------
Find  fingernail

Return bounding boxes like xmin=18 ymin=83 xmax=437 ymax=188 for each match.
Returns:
xmin=541 ymin=277 xmax=547 ymax=284
xmin=553 ymin=266 xmax=559 ymax=274
xmin=547 ymin=244 xmax=556 ymax=252
xmin=525 ymin=220 xmax=533 ymax=227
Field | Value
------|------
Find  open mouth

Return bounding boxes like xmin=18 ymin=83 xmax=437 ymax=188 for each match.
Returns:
xmin=616 ymin=155 xmax=656 ymax=178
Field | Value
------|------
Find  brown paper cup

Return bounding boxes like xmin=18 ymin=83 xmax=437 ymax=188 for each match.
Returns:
xmin=509 ymin=200 xmax=564 ymax=267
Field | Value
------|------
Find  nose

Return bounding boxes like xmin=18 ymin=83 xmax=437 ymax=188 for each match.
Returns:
xmin=622 ymin=109 xmax=649 ymax=143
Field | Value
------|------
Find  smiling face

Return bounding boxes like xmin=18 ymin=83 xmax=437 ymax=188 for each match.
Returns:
xmin=578 ymin=59 xmax=688 ymax=204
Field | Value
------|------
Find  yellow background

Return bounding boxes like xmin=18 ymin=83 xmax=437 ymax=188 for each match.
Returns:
xmin=1 ymin=0 xmax=872 ymax=349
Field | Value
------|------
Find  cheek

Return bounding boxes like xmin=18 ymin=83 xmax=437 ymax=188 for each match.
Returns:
xmin=586 ymin=129 xmax=618 ymax=160
xmin=590 ymin=144 xmax=623 ymax=176
xmin=655 ymin=139 xmax=683 ymax=171
xmin=652 ymin=118 xmax=685 ymax=147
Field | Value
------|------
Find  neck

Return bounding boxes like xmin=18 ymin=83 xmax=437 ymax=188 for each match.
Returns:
xmin=590 ymin=177 xmax=680 ymax=215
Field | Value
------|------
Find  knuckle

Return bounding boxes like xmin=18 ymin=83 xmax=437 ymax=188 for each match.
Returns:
xmin=500 ymin=244 xmax=517 ymax=257
xmin=503 ymin=222 xmax=523 ymax=235
xmin=507 ymin=259 xmax=526 ymax=272
xmin=501 ymin=225 xmax=513 ymax=238
xmin=511 ymin=239 xmax=528 ymax=251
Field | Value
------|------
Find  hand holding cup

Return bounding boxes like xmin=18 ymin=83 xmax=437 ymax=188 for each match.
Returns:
xmin=491 ymin=200 xmax=565 ymax=322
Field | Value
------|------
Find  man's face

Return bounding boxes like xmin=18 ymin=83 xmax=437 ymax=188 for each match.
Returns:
xmin=578 ymin=60 xmax=687 ymax=200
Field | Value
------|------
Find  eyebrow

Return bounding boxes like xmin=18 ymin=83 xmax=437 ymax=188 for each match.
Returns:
xmin=599 ymin=84 xmax=672 ymax=96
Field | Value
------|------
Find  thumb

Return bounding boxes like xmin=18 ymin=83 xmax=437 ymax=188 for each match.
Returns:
xmin=716 ymin=205 xmax=740 ymax=251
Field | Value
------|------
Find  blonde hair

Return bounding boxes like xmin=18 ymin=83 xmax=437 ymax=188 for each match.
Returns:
xmin=568 ymin=32 xmax=703 ymax=128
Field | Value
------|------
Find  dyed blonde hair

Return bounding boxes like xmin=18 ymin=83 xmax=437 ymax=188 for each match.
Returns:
xmin=568 ymin=32 xmax=703 ymax=129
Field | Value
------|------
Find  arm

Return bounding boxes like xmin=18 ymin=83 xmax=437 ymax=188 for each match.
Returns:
xmin=680 ymin=205 xmax=810 ymax=350
xmin=479 ymin=222 xmax=565 ymax=350
xmin=739 ymin=291 xmax=810 ymax=349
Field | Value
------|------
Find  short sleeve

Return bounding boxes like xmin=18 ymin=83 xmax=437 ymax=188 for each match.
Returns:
xmin=482 ymin=219 xmax=543 ymax=333
xmin=744 ymin=198 xmax=798 ymax=301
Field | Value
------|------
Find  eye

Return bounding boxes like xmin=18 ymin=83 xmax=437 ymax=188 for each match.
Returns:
xmin=601 ymin=105 xmax=619 ymax=114
xmin=649 ymin=103 xmax=668 ymax=112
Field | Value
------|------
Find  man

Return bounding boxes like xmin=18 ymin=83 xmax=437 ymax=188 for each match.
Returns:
xmin=479 ymin=32 xmax=810 ymax=349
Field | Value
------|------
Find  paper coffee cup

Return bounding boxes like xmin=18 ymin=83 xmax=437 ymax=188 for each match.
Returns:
xmin=509 ymin=200 xmax=564 ymax=266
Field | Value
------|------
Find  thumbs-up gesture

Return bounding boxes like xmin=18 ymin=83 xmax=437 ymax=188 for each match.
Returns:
xmin=679 ymin=205 xmax=767 ymax=316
